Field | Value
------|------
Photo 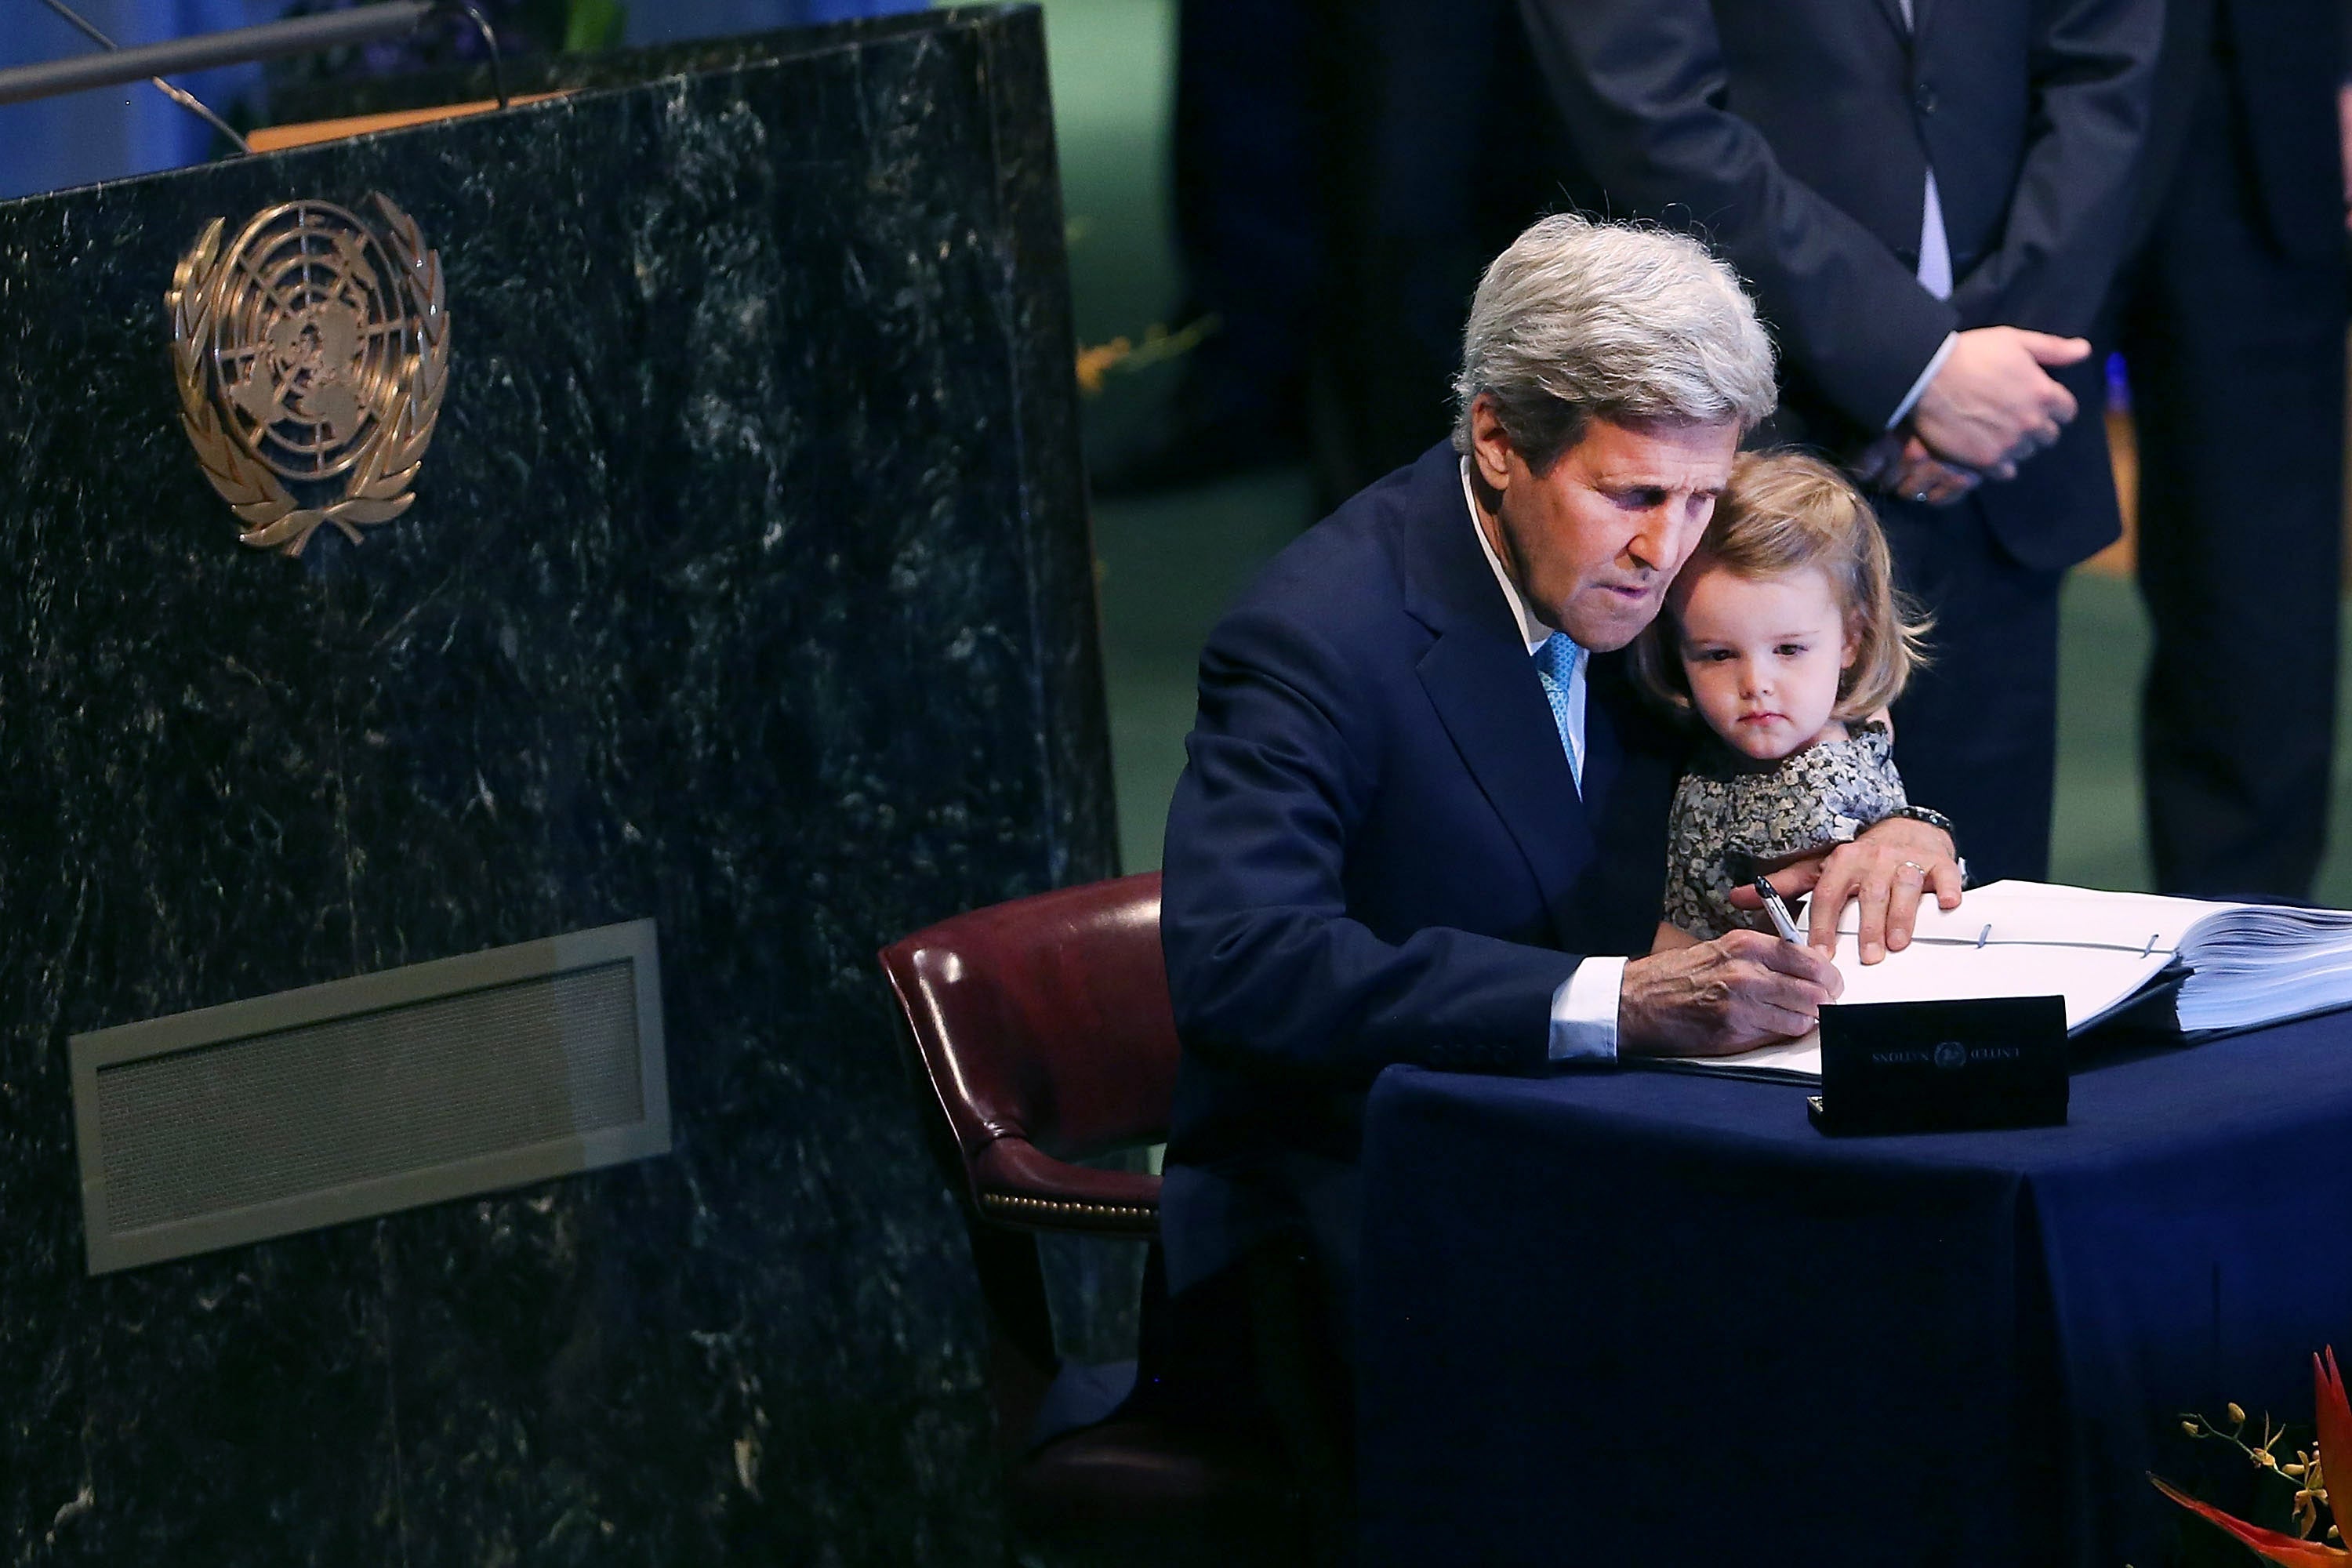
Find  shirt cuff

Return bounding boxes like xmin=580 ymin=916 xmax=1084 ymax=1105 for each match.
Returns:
xmin=1548 ymin=956 xmax=1624 ymax=1062
xmin=1886 ymin=332 xmax=1958 ymax=430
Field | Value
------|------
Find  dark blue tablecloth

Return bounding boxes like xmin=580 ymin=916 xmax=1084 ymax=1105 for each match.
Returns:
xmin=1356 ymin=1021 xmax=2352 ymax=1567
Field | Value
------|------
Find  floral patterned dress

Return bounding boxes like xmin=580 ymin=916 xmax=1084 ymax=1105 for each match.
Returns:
xmin=1661 ymin=720 xmax=1908 ymax=941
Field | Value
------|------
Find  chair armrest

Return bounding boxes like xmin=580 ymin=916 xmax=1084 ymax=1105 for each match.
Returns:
xmin=970 ymin=1136 xmax=1160 ymax=1236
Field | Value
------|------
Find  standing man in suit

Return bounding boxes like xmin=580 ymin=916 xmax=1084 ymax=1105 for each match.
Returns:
xmin=2111 ymin=0 xmax=2348 ymax=900
xmin=1517 ymin=0 xmax=2161 ymax=885
xmin=1152 ymin=218 xmax=1962 ymax=1479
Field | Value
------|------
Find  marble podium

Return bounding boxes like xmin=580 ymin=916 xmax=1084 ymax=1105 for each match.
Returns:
xmin=0 ymin=6 xmax=1112 ymax=1562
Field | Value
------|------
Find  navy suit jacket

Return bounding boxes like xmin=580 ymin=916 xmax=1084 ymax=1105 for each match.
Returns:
xmin=1158 ymin=443 xmax=1683 ymax=1292
xmin=2132 ymin=0 xmax=2347 ymax=262
xmin=1516 ymin=0 xmax=2160 ymax=570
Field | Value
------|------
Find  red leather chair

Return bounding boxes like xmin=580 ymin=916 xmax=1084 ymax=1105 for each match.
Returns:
xmin=880 ymin=872 xmax=1304 ymax=1565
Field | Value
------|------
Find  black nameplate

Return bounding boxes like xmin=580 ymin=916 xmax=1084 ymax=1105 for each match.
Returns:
xmin=1809 ymin=995 xmax=2068 ymax=1135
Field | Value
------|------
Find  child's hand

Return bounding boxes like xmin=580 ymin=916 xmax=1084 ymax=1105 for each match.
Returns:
xmin=1727 ymin=824 xmax=1962 ymax=963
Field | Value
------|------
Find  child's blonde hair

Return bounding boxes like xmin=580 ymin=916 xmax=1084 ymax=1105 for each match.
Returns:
xmin=1631 ymin=449 xmax=1930 ymax=720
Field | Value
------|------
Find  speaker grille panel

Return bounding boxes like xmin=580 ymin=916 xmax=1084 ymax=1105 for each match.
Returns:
xmin=71 ymin=920 xmax=669 ymax=1273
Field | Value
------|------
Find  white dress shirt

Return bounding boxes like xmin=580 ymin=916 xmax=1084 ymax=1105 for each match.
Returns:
xmin=1461 ymin=462 xmax=1622 ymax=1061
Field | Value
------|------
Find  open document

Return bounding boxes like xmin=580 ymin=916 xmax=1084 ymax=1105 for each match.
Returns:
xmin=1653 ymin=880 xmax=2352 ymax=1083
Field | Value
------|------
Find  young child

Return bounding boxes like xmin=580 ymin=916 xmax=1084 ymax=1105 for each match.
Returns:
xmin=1631 ymin=450 xmax=1933 ymax=950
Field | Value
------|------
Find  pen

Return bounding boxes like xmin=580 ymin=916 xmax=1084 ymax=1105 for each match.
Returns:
xmin=1751 ymin=876 xmax=1804 ymax=945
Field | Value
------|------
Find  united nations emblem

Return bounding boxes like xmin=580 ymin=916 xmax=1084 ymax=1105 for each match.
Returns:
xmin=166 ymin=194 xmax=448 ymax=556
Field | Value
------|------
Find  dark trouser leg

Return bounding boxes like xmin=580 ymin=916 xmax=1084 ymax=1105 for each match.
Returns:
xmin=1170 ymin=0 xmax=1319 ymax=427
xmin=1131 ymin=1238 xmax=1356 ymax=1565
xmin=1881 ymin=499 xmax=2064 ymax=885
xmin=2118 ymin=64 xmax=2347 ymax=900
xmin=1311 ymin=0 xmax=1568 ymax=504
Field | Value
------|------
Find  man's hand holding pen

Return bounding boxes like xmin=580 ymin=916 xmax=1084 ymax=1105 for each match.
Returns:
xmin=1618 ymin=929 xmax=1844 ymax=1058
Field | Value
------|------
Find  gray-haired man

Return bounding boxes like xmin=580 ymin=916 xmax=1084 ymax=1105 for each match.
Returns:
xmin=1144 ymin=216 xmax=1958 ymax=1479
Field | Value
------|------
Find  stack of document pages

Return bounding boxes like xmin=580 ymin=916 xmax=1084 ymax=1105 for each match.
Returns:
xmin=1686 ymin=880 xmax=2352 ymax=1083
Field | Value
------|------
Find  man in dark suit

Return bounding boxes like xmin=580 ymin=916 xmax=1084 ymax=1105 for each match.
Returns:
xmin=1517 ymin=0 xmax=2161 ymax=885
xmin=2111 ymin=0 xmax=2348 ymax=900
xmin=1152 ymin=219 xmax=1962 ymax=1473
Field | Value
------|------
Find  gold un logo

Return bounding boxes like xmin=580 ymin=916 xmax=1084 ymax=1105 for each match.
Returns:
xmin=167 ymin=193 xmax=448 ymax=557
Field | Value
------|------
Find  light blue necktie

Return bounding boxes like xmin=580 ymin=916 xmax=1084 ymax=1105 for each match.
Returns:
xmin=1534 ymin=631 xmax=1585 ymax=790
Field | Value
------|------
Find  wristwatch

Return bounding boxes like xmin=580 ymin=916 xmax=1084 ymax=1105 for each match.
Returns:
xmin=1882 ymin=803 xmax=1968 ymax=887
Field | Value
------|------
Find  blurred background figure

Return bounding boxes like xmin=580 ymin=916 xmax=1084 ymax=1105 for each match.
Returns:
xmin=1098 ymin=0 xmax=1566 ymax=510
xmin=1301 ymin=0 xmax=1564 ymax=509
xmin=2106 ymin=0 xmax=2352 ymax=901
xmin=1089 ymin=0 xmax=1322 ymax=495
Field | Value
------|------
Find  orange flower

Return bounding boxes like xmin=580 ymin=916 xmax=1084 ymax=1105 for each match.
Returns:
xmin=2152 ymin=1348 xmax=2352 ymax=1565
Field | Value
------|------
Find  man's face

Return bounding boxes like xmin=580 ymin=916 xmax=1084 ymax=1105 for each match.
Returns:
xmin=1468 ymin=404 xmax=1740 ymax=652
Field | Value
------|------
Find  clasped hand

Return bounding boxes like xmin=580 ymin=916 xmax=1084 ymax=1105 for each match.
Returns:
xmin=1851 ymin=325 xmax=2092 ymax=506
xmin=1619 ymin=819 xmax=1962 ymax=1058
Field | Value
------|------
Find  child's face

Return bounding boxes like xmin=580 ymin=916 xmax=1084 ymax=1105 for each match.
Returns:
xmin=1669 ymin=561 xmax=1858 ymax=762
